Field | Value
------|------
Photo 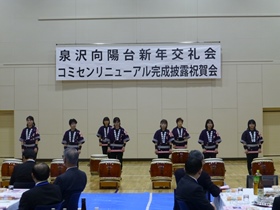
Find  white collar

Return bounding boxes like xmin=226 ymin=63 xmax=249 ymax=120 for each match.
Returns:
xmin=66 ymin=166 xmax=77 ymax=171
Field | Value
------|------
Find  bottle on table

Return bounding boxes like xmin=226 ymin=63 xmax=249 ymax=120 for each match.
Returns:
xmin=81 ymin=198 xmax=87 ymax=210
xmin=253 ymin=169 xmax=264 ymax=197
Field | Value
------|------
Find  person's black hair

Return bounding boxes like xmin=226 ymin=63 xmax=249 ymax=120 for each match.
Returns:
xmin=247 ymin=119 xmax=256 ymax=130
xmin=205 ymin=119 xmax=214 ymax=129
xmin=113 ymin=117 xmax=120 ymax=123
xmin=103 ymin=117 xmax=110 ymax=126
xmin=188 ymin=150 xmax=204 ymax=162
xmin=160 ymin=119 xmax=168 ymax=129
xmin=69 ymin=118 xmax=77 ymax=125
xmin=26 ymin=116 xmax=35 ymax=127
xmin=185 ymin=158 xmax=202 ymax=176
xmin=32 ymin=163 xmax=50 ymax=181
xmin=176 ymin=118 xmax=184 ymax=124
xmin=23 ymin=149 xmax=36 ymax=160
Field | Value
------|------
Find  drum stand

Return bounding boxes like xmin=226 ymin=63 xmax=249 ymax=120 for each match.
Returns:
xmin=99 ymin=180 xmax=120 ymax=189
xmin=0 ymin=180 xmax=9 ymax=188
xmin=152 ymin=180 xmax=171 ymax=189
xmin=172 ymin=164 xmax=185 ymax=172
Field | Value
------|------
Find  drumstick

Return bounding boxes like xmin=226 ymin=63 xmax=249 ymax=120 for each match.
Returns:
xmin=247 ymin=151 xmax=259 ymax=154
xmin=157 ymin=151 xmax=171 ymax=154
xmin=204 ymin=150 xmax=218 ymax=153
xmin=110 ymin=149 xmax=123 ymax=153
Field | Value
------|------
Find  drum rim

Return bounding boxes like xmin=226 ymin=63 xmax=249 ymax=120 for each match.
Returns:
xmin=152 ymin=158 xmax=171 ymax=162
xmin=90 ymin=154 xmax=108 ymax=158
xmin=99 ymin=161 xmax=121 ymax=165
xmin=151 ymin=161 xmax=173 ymax=164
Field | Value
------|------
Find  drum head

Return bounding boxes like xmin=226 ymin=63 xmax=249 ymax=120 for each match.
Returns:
xmin=3 ymin=159 xmax=22 ymax=163
xmin=172 ymin=149 xmax=188 ymax=153
xmin=52 ymin=159 xmax=63 ymax=162
xmin=91 ymin=154 xmax=107 ymax=158
xmin=204 ymin=158 xmax=223 ymax=162
xmin=100 ymin=159 xmax=120 ymax=163
xmin=152 ymin=158 xmax=171 ymax=162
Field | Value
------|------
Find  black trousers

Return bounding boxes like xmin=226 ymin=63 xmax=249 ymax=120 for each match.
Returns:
xmin=157 ymin=153 xmax=170 ymax=159
xmin=101 ymin=146 xmax=108 ymax=155
xmin=108 ymin=152 xmax=123 ymax=169
xmin=204 ymin=152 xmax=216 ymax=159
xmin=246 ymin=153 xmax=258 ymax=175
xmin=23 ymin=148 xmax=38 ymax=160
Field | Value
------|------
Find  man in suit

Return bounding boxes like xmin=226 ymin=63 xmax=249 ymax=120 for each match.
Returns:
xmin=18 ymin=163 xmax=62 ymax=210
xmin=10 ymin=149 xmax=36 ymax=189
xmin=176 ymin=158 xmax=216 ymax=210
xmin=54 ymin=148 xmax=87 ymax=208
xmin=272 ymin=196 xmax=280 ymax=210
xmin=174 ymin=150 xmax=221 ymax=197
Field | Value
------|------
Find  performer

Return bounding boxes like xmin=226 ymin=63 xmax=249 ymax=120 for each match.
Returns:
xmin=152 ymin=119 xmax=174 ymax=159
xmin=62 ymin=119 xmax=85 ymax=154
xmin=105 ymin=117 xmax=130 ymax=168
xmin=19 ymin=116 xmax=40 ymax=159
xmin=198 ymin=119 xmax=222 ymax=159
xmin=96 ymin=117 xmax=112 ymax=155
xmin=240 ymin=119 xmax=263 ymax=175
xmin=172 ymin=118 xmax=190 ymax=149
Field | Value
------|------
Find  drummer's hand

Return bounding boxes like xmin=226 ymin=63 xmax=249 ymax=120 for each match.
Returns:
xmin=155 ymin=149 xmax=158 ymax=155
xmin=203 ymin=149 xmax=206 ymax=153
xmin=21 ymin=149 xmax=24 ymax=153
xmin=34 ymin=148 xmax=38 ymax=153
xmin=169 ymin=149 xmax=172 ymax=154
xmin=77 ymin=150 xmax=81 ymax=154
xmin=215 ymin=149 xmax=218 ymax=154
xmin=258 ymin=149 xmax=262 ymax=153
xmin=107 ymin=148 xmax=111 ymax=153
xmin=244 ymin=149 xmax=248 ymax=154
xmin=99 ymin=142 xmax=102 ymax=146
xmin=122 ymin=147 xmax=125 ymax=152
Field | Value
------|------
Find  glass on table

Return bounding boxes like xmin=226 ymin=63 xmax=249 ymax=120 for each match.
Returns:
xmin=243 ymin=194 xmax=250 ymax=204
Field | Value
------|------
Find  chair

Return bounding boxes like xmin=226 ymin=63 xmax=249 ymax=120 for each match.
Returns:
xmin=35 ymin=202 xmax=62 ymax=210
xmin=62 ymin=192 xmax=81 ymax=210
xmin=176 ymin=200 xmax=190 ymax=210
xmin=246 ymin=175 xmax=278 ymax=188
xmin=14 ymin=181 xmax=35 ymax=189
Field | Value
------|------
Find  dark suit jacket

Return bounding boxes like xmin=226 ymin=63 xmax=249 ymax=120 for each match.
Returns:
xmin=176 ymin=174 xmax=215 ymax=210
xmin=272 ymin=196 xmax=280 ymax=210
xmin=9 ymin=160 xmax=35 ymax=188
xmin=18 ymin=182 xmax=62 ymax=210
xmin=175 ymin=168 xmax=221 ymax=197
xmin=53 ymin=167 xmax=87 ymax=206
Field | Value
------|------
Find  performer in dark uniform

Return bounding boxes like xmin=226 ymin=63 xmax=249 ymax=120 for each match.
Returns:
xmin=62 ymin=119 xmax=85 ymax=154
xmin=198 ymin=119 xmax=222 ymax=159
xmin=96 ymin=117 xmax=111 ymax=155
xmin=240 ymin=119 xmax=263 ymax=175
xmin=153 ymin=119 xmax=174 ymax=159
xmin=172 ymin=118 xmax=190 ymax=149
xmin=19 ymin=116 xmax=40 ymax=159
xmin=105 ymin=117 xmax=130 ymax=168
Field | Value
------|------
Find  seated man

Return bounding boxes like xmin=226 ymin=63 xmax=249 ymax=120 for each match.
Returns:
xmin=18 ymin=163 xmax=62 ymax=210
xmin=9 ymin=149 xmax=36 ymax=189
xmin=54 ymin=148 xmax=87 ymax=208
xmin=175 ymin=150 xmax=221 ymax=197
xmin=176 ymin=158 xmax=216 ymax=210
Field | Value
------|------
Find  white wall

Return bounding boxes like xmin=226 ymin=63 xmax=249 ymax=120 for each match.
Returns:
xmin=0 ymin=0 xmax=280 ymax=158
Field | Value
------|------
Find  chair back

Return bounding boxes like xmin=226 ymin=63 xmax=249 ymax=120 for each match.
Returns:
xmin=177 ymin=200 xmax=190 ymax=210
xmin=35 ymin=202 xmax=62 ymax=210
xmin=62 ymin=192 xmax=81 ymax=210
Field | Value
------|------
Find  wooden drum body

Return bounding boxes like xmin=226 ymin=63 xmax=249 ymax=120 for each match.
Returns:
xmin=150 ymin=159 xmax=172 ymax=181
xmin=90 ymin=154 xmax=108 ymax=175
xmin=99 ymin=159 xmax=121 ymax=181
xmin=171 ymin=149 xmax=188 ymax=171
xmin=252 ymin=158 xmax=275 ymax=175
xmin=203 ymin=158 xmax=225 ymax=185
xmin=1 ymin=159 xmax=22 ymax=180
xmin=50 ymin=159 xmax=66 ymax=180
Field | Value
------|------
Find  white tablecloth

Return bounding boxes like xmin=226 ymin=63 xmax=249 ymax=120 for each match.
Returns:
xmin=0 ymin=189 xmax=28 ymax=210
xmin=214 ymin=188 xmax=272 ymax=210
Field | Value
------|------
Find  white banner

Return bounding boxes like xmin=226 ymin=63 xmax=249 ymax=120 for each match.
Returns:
xmin=56 ymin=44 xmax=221 ymax=81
